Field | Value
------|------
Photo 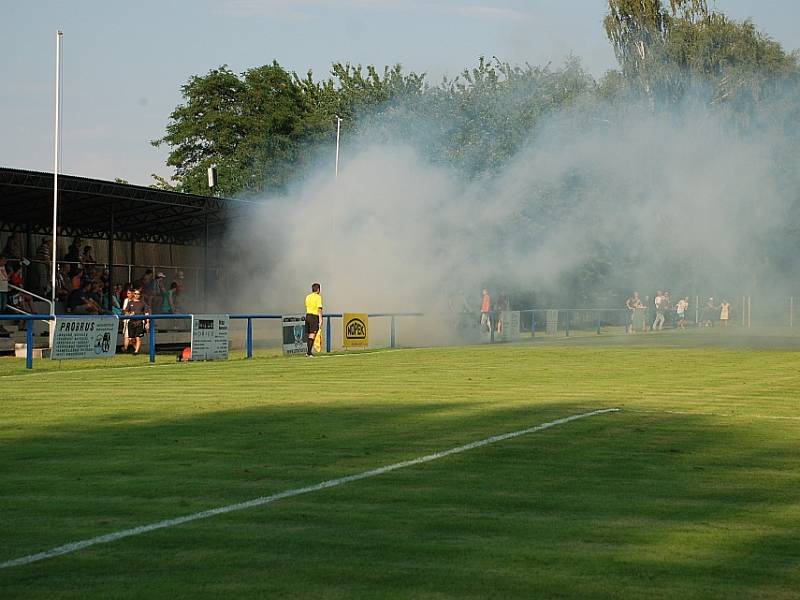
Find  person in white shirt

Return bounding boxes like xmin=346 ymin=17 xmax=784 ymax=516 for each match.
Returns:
xmin=676 ymin=297 xmax=689 ymax=330
xmin=652 ymin=291 xmax=666 ymax=331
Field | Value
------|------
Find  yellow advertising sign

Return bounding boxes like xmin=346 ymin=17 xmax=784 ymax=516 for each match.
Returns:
xmin=343 ymin=313 xmax=369 ymax=347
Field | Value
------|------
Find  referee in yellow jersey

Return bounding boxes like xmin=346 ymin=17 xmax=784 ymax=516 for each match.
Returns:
xmin=304 ymin=283 xmax=323 ymax=357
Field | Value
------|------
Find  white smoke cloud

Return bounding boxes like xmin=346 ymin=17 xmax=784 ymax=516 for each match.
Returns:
xmin=223 ymin=94 xmax=793 ymax=325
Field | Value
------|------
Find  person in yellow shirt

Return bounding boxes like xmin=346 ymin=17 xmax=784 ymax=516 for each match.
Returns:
xmin=304 ymin=282 xmax=323 ymax=357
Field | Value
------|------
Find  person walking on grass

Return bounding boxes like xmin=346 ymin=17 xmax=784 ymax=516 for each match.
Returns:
xmin=719 ymin=300 xmax=731 ymax=327
xmin=676 ymin=297 xmax=689 ymax=330
xmin=480 ymin=288 xmax=492 ymax=333
xmin=652 ymin=291 xmax=666 ymax=331
xmin=304 ymin=283 xmax=323 ymax=357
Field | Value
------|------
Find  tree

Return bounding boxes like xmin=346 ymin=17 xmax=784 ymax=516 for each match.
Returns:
xmin=152 ymin=63 xmax=306 ymax=196
xmin=604 ymin=0 xmax=798 ymax=108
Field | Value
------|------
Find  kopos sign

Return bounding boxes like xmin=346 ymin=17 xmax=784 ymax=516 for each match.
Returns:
xmin=191 ymin=314 xmax=229 ymax=361
xmin=51 ymin=316 xmax=118 ymax=360
xmin=343 ymin=313 xmax=369 ymax=348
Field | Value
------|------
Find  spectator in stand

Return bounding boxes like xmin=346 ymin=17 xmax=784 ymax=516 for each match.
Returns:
xmin=9 ymin=262 xmax=35 ymax=319
xmin=64 ymin=237 xmax=82 ymax=275
xmin=173 ymin=270 xmax=188 ymax=310
xmin=2 ymin=233 xmax=24 ymax=260
xmin=138 ymin=269 xmax=154 ymax=305
xmin=80 ymin=246 xmax=96 ymax=276
xmin=89 ymin=280 xmax=106 ymax=312
xmin=71 ymin=267 xmax=85 ymax=291
xmin=55 ymin=263 xmax=71 ymax=303
xmin=0 ymin=255 xmax=9 ymax=333
xmin=126 ymin=288 xmax=149 ymax=355
xmin=151 ymin=272 xmax=167 ymax=312
xmin=66 ymin=280 xmax=101 ymax=314
xmin=121 ymin=287 xmax=134 ymax=352
xmin=33 ymin=239 xmax=52 ymax=296
xmin=175 ymin=270 xmax=185 ymax=294
xmin=170 ymin=281 xmax=184 ymax=314
xmin=160 ymin=281 xmax=177 ymax=314
xmin=110 ymin=284 xmax=124 ymax=316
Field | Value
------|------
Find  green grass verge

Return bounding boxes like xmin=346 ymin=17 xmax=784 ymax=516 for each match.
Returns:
xmin=0 ymin=333 xmax=799 ymax=598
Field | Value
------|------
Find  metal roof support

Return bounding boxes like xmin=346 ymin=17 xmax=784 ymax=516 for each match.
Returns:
xmin=203 ymin=208 xmax=209 ymax=311
xmin=108 ymin=203 xmax=115 ymax=311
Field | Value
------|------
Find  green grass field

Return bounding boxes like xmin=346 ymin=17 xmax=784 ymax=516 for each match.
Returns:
xmin=1 ymin=330 xmax=799 ymax=598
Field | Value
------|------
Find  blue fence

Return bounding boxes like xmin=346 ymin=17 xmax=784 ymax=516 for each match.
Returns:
xmin=0 ymin=312 xmax=423 ymax=369
xmin=1 ymin=308 xmax=647 ymax=369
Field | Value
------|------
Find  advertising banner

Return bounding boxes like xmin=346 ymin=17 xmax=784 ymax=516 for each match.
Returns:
xmin=51 ymin=316 xmax=118 ymax=360
xmin=190 ymin=314 xmax=229 ymax=361
xmin=343 ymin=313 xmax=369 ymax=347
xmin=282 ymin=315 xmax=307 ymax=355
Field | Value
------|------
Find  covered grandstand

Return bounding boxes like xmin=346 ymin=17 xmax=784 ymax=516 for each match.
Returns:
xmin=0 ymin=166 xmax=248 ymax=299
xmin=0 ymin=167 xmax=250 ymax=352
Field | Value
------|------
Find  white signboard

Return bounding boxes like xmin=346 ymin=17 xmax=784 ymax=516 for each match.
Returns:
xmin=497 ymin=311 xmax=521 ymax=341
xmin=282 ymin=314 xmax=307 ymax=355
xmin=191 ymin=314 xmax=229 ymax=361
xmin=51 ymin=316 xmax=118 ymax=360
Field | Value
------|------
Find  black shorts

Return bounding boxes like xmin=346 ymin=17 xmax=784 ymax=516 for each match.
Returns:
xmin=305 ymin=314 xmax=320 ymax=335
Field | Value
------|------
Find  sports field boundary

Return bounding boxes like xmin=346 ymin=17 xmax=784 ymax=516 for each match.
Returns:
xmin=0 ymin=407 xmax=619 ymax=570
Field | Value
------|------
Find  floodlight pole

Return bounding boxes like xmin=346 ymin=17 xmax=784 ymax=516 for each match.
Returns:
xmin=334 ymin=116 xmax=342 ymax=179
xmin=51 ymin=30 xmax=63 ymax=306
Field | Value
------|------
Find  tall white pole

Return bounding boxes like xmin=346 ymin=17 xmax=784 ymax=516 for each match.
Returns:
xmin=334 ymin=116 xmax=342 ymax=179
xmin=51 ymin=30 xmax=63 ymax=306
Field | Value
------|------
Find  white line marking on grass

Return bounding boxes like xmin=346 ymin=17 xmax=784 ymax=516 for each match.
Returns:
xmin=0 ymin=407 xmax=619 ymax=570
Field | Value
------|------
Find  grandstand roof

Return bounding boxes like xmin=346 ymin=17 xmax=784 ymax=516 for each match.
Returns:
xmin=0 ymin=167 xmax=245 ymax=245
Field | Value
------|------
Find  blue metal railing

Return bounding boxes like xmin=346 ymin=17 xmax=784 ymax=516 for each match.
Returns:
xmin=2 ymin=308 xmax=634 ymax=370
xmin=1 ymin=311 xmax=424 ymax=369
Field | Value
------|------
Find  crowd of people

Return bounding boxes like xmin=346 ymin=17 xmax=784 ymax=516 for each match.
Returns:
xmin=0 ymin=235 xmax=190 ymax=342
xmin=625 ymin=291 xmax=732 ymax=333
xmin=447 ymin=288 xmax=511 ymax=335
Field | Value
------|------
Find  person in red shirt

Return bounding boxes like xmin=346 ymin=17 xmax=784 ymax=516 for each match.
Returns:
xmin=480 ymin=288 xmax=491 ymax=332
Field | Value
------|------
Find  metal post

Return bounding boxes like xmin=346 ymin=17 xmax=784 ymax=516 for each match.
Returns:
xmin=596 ymin=314 xmax=601 ymax=335
xmin=742 ymin=296 xmax=746 ymax=327
xmin=335 ymin=116 xmax=342 ymax=178
xmin=51 ymin=30 xmax=62 ymax=306
xmin=246 ymin=317 xmax=253 ymax=358
xmin=129 ymin=241 xmax=135 ymax=284
xmin=390 ymin=315 xmax=396 ymax=348
xmin=107 ymin=205 xmax=115 ymax=311
xmin=695 ymin=295 xmax=699 ymax=325
xmin=748 ymin=296 xmax=751 ymax=328
xmin=203 ymin=211 xmax=209 ymax=312
xmin=565 ymin=311 xmax=570 ymax=337
xmin=26 ymin=322 xmax=34 ymax=369
xmin=149 ymin=317 xmax=156 ymax=363
xmin=531 ymin=311 xmax=535 ymax=338
xmin=325 ymin=316 xmax=331 ymax=352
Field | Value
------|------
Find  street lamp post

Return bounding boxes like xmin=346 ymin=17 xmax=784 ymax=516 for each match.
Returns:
xmin=334 ymin=115 xmax=342 ymax=179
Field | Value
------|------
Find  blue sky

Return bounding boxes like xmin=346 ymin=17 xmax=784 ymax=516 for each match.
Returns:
xmin=1 ymin=1 xmax=796 ymax=185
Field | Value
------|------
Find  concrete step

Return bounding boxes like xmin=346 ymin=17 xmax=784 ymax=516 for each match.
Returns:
xmin=14 ymin=345 xmax=51 ymax=358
